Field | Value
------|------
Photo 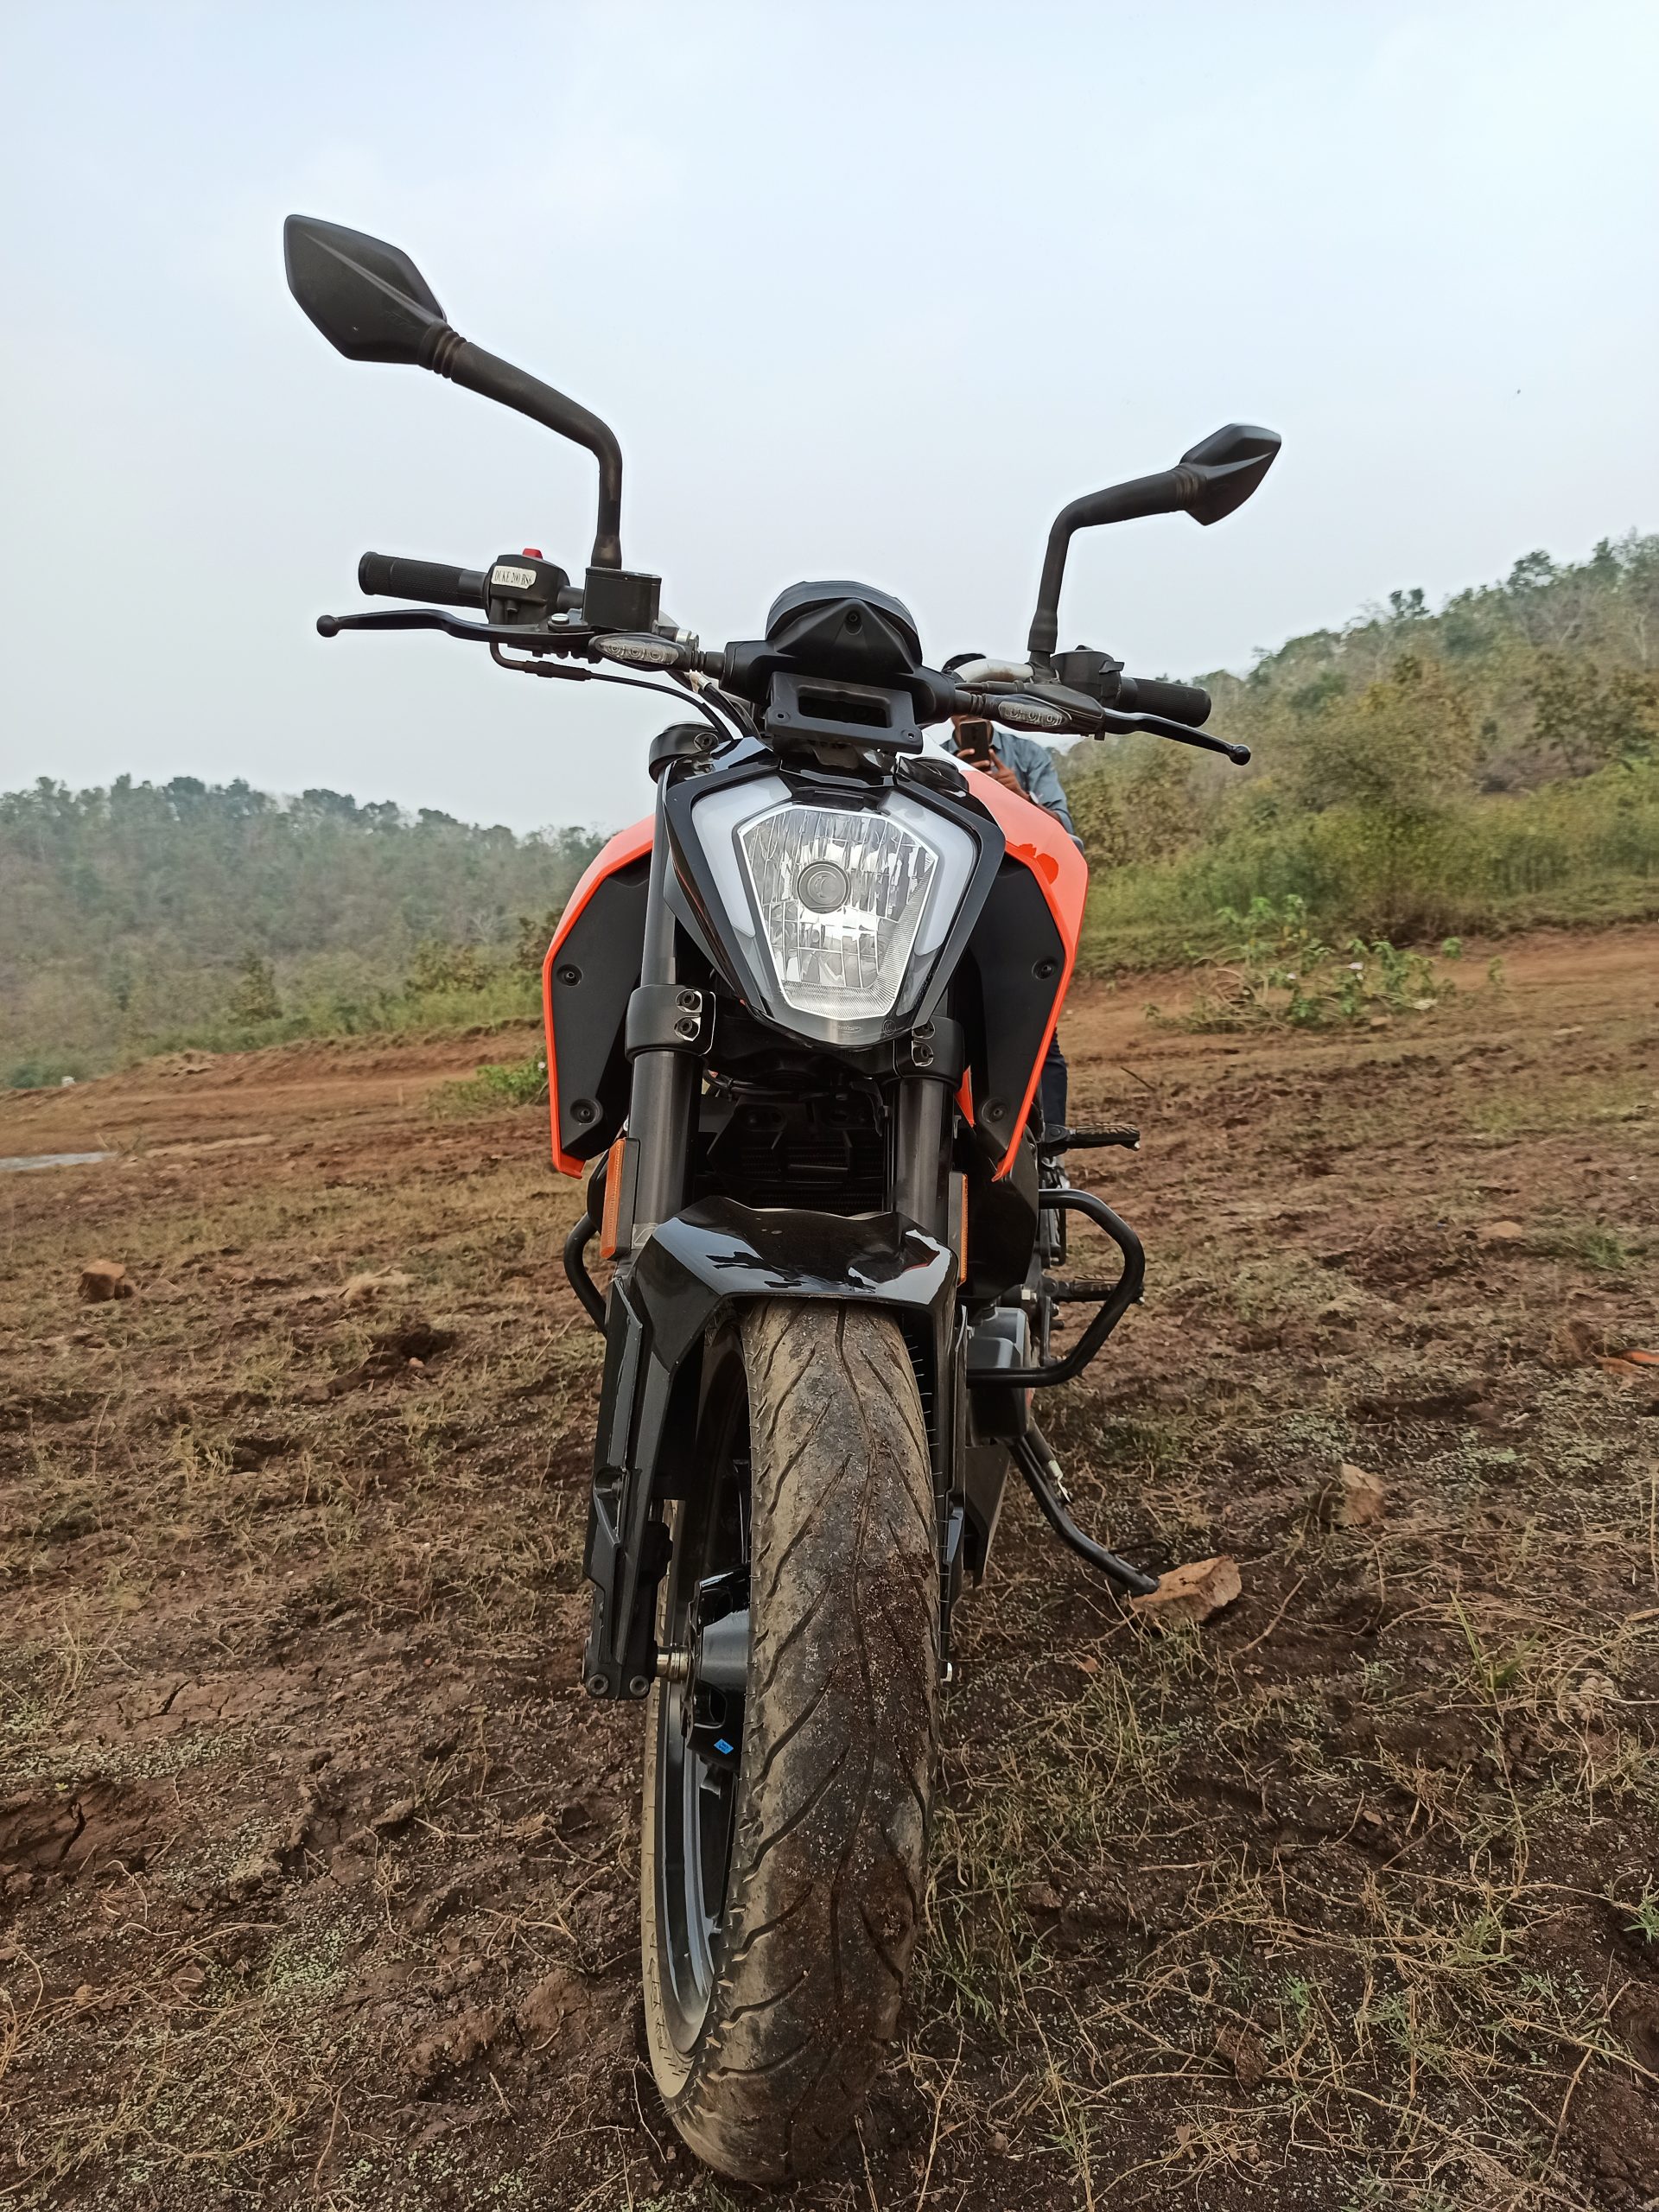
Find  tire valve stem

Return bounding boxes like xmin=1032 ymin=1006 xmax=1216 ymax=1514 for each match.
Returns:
xmin=655 ymin=1646 xmax=691 ymax=1684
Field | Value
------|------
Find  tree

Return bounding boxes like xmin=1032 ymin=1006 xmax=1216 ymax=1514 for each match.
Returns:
xmin=1287 ymin=658 xmax=1476 ymax=933
xmin=1063 ymin=747 xmax=1199 ymax=872
xmin=226 ymin=952 xmax=282 ymax=1026
xmin=406 ymin=940 xmax=491 ymax=995
xmin=1529 ymin=653 xmax=1659 ymax=777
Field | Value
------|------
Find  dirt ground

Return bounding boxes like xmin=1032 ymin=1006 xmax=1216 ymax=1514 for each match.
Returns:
xmin=3 ymin=928 xmax=1657 ymax=2211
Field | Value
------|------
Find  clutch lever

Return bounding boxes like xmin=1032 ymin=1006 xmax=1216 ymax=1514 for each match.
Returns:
xmin=316 ymin=606 xmax=585 ymax=653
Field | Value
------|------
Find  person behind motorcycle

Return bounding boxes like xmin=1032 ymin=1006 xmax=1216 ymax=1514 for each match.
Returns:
xmin=943 ymin=653 xmax=1077 ymax=1133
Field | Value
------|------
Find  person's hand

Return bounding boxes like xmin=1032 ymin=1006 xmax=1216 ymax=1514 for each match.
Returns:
xmin=988 ymin=760 xmax=1022 ymax=794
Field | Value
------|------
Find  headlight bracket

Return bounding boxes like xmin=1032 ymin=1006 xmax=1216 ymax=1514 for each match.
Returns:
xmin=626 ymin=983 xmax=714 ymax=1058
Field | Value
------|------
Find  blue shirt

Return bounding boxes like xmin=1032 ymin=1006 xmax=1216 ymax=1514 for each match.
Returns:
xmin=944 ymin=727 xmax=1077 ymax=836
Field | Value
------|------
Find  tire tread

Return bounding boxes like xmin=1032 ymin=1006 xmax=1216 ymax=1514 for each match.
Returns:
xmin=641 ymin=1300 xmax=938 ymax=2183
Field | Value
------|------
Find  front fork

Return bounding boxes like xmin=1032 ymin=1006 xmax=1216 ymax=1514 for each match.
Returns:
xmin=582 ymin=782 xmax=963 ymax=1697
xmin=610 ymin=813 xmax=697 ymax=1261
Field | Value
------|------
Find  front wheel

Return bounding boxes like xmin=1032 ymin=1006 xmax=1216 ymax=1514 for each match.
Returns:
xmin=640 ymin=1301 xmax=939 ymax=2184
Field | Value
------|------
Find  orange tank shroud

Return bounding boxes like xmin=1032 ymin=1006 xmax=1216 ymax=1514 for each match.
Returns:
xmin=540 ymin=772 xmax=1086 ymax=1183
xmin=955 ymin=763 xmax=1088 ymax=1173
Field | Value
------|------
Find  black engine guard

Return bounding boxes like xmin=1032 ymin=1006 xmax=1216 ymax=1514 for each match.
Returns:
xmin=580 ymin=1198 xmax=960 ymax=1700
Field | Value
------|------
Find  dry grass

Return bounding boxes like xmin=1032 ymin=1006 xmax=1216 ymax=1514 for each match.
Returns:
xmin=3 ymin=934 xmax=1657 ymax=2208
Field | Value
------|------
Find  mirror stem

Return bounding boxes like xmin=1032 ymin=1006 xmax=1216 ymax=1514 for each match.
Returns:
xmin=1026 ymin=467 xmax=1194 ymax=663
xmin=417 ymin=325 xmax=624 ymax=569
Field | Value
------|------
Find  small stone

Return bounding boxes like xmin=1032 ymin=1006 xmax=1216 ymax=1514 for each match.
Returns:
xmin=1477 ymin=1218 xmax=1525 ymax=1244
xmin=1216 ymin=2020 xmax=1268 ymax=2090
xmin=517 ymin=1968 xmax=577 ymax=2044
xmin=78 ymin=1260 xmax=134 ymax=1303
xmin=340 ymin=1269 xmax=412 ymax=1308
xmin=1330 ymin=1462 xmax=1385 ymax=1528
xmin=1130 ymin=1554 xmax=1242 ymax=1627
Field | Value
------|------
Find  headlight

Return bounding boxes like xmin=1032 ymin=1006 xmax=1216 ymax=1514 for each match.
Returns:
xmin=686 ymin=778 xmax=978 ymax=1046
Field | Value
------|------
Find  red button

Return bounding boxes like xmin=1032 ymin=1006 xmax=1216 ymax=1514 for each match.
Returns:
xmin=522 ymin=547 xmax=543 ymax=559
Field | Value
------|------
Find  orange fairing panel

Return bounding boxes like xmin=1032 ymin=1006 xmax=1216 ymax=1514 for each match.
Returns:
xmin=957 ymin=763 xmax=1088 ymax=1178
xmin=542 ymin=816 xmax=653 ymax=1176
xmin=538 ymin=778 xmax=1084 ymax=1182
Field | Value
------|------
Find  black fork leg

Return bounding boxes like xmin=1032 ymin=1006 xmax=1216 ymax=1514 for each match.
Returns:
xmin=616 ymin=813 xmax=696 ymax=1255
xmin=892 ymin=1076 xmax=949 ymax=1239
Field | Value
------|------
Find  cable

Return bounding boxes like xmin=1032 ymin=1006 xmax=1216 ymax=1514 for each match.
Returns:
xmin=486 ymin=648 xmax=742 ymax=741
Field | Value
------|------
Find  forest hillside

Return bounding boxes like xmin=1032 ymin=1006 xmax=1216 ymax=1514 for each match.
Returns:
xmin=1063 ymin=531 xmax=1659 ymax=966
xmin=1 ymin=779 xmax=601 ymax=1084
xmin=8 ymin=535 xmax=1659 ymax=1082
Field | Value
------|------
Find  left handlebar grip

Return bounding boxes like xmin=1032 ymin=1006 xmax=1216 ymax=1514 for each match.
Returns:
xmin=358 ymin=553 xmax=486 ymax=608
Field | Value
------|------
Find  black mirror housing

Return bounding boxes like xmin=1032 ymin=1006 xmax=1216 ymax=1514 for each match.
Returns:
xmin=1179 ymin=423 xmax=1282 ymax=527
xmin=1027 ymin=421 xmax=1282 ymax=660
xmin=283 ymin=215 xmax=448 ymax=366
xmin=283 ymin=212 xmax=628 ymax=571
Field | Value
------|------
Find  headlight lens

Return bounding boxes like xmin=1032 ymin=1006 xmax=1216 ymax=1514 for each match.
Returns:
xmin=687 ymin=779 xmax=977 ymax=1046
xmin=739 ymin=800 xmax=938 ymax=1026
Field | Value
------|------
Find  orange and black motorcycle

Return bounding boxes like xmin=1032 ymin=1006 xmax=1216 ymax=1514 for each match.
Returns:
xmin=285 ymin=214 xmax=1279 ymax=2184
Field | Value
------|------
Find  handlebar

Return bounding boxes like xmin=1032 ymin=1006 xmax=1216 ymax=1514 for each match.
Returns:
xmin=319 ymin=584 xmax=1250 ymax=764
xmin=1114 ymin=675 xmax=1210 ymax=728
xmin=358 ymin=552 xmax=486 ymax=608
xmin=950 ymin=680 xmax=1249 ymax=765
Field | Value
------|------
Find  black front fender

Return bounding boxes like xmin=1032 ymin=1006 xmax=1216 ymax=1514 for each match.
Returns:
xmin=582 ymin=1199 xmax=959 ymax=1698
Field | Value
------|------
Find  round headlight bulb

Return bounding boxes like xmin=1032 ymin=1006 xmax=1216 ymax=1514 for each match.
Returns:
xmin=797 ymin=859 xmax=851 ymax=912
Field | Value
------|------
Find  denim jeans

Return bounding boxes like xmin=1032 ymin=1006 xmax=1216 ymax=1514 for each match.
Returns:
xmin=1038 ymin=1032 xmax=1068 ymax=1135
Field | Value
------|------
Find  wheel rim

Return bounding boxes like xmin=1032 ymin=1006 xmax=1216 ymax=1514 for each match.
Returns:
xmin=654 ymin=1346 xmax=751 ymax=2051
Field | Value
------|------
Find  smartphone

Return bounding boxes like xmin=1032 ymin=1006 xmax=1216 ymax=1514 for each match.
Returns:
xmin=956 ymin=718 xmax=996 ymax=765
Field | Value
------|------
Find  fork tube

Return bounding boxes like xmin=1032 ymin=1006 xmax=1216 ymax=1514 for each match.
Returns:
xmin=623 ymin=807 xmax=695 ymax=1249
xmin=892 ymin=1077 xmax=948 ymax=1239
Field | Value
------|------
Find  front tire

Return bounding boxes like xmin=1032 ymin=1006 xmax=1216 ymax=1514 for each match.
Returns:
xmin=641 ymin=1300 xmax=938 ymax=2184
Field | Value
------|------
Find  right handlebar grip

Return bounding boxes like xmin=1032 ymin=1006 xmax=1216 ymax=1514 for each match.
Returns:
xmin=1116 ymin=676 xmax=1211 ymax=728
xmin=358 ymin=553 xmax=486 ymax=609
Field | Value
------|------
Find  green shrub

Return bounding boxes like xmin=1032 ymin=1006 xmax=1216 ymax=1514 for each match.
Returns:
xmin=430 ymin=1057 xmax=550 ymax=1116
xmin=1148 ymin=894 xmax=1462 ymax=1032
xmin=1077 ymin=764 xmax=1659 ymax=972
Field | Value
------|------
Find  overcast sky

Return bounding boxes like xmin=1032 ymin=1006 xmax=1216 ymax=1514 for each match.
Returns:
xmin=3 ymin=1 xmax=1656 ymax=836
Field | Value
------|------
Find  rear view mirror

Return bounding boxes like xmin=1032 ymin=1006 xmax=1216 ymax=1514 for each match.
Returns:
xmin=283 ymin=216 xmax=448 ymax=365
xmin=1178 ymin=423 xmax=1282 ymax=526
xmin=1027 ymin=421 xmax=1281 ymax=660
xmin=283 ymin=213 xmax=627 ymax=572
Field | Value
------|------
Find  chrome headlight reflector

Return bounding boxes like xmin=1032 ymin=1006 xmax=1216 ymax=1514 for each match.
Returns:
xmin=739 ymin=800 xmax=938 ymax=1027
xmin=686 ymin=778 xmax=978 ymax=1046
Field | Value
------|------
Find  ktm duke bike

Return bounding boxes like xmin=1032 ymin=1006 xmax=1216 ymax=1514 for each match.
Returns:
xmin=284 ymin=214 xmax=1280 ymax=2184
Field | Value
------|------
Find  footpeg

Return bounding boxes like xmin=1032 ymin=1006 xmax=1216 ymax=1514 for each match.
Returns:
xmin=1038 ymin=1122 xmax=1141 ymax=1154
xmin=1044 ymin=1274 xmax=1121 ymax=1303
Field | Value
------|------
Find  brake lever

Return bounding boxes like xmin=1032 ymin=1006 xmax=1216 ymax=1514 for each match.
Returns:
xmin=951 ymin=681 xmax=1250 ymax=766
xmin=1096 ymin=709 xmax=1250 ymax=766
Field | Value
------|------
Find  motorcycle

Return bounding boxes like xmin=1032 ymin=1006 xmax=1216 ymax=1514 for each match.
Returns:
xmin=284 ymin=213 xmax=1280 ymax=2184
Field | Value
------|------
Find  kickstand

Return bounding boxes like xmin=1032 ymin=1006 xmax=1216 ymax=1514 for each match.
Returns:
xmin=1014 ymin=1426 xmax=1159 ymax=1598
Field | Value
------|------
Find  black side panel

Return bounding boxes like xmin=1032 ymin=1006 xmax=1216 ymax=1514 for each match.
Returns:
xmin=961 ymin=859 xmax=1066 ymax=1155
xmin=549 ymin=856 xmax=650 ymax=1162
xmin=961 ymin=1132 xmax=1039 ymax=1309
